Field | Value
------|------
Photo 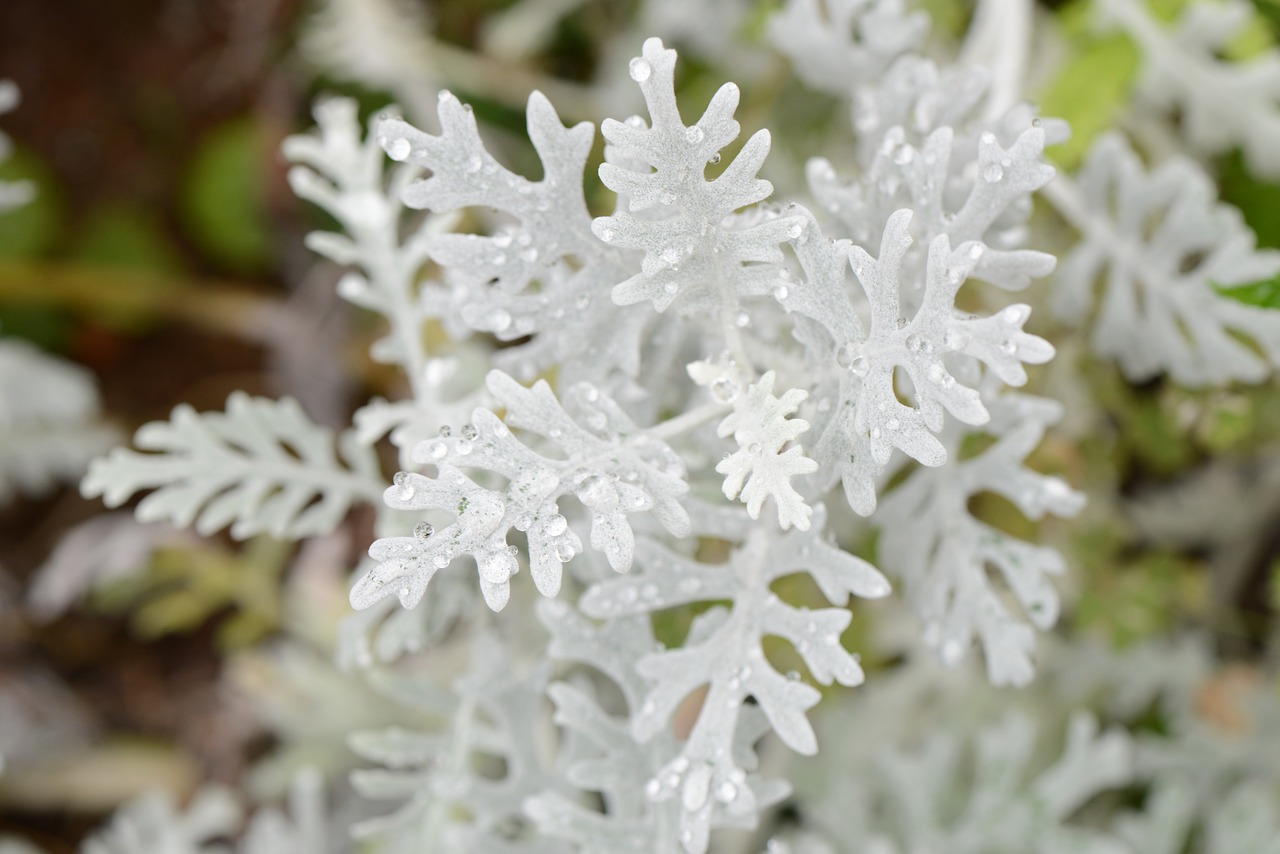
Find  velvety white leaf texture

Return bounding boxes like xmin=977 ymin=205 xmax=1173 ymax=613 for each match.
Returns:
xmin=352 ymin=371 xmax=691 ymax=612
xmin=377 ymin=88 xmax=653 ymax=385
xmin=711 ymin=370 xmax=818 ymax=530
xmin=348 ymin=634 xmax=563 ymax=853
xmin=594 ymin=37 xmax=801 ymax=313
xmin=854 ymin=712 xmax=1132 ymax=854
xmin=82 ymin=393 xmax=384 ymax=540
xmin=536 ymin=600 xmax=789 ymax=851
xmin=807 ymin=81 xmax=1059 ymax=294
xmin=875 ymin=391 xmax=1083 ymax=684
xmin=1052 ymin=132 xmax=1280 ymax=386
xmin=788 ymin=209 xmax=1054 ymax=516
xmin=578 ymin=509 xmax=888 ymax=851
xmin=284 ymin=96 xmax=437 ymax=388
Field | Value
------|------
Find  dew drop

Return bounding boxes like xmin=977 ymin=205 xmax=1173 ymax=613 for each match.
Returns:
xmin=849 ymin=355 xmax=870 ymax=377
xmin=489 ymin=309 xmax=512 ymax=333
xmin=734 ymin=311 xmax=750 ymax=328
xmin=1000 ymin=338 xmax=1018 ymax=355
xmin=461 ymin=423 xmax=478 ymax=441
xmin=556 ymin=541 xmax=575 ymax=562
xmin=628 ymin=57 xmax=652 ymax=82
xmin=465 ymin=154 xmax=482 ymax=174
xmin=773 ymin=284 xmax=789 ymax=301
xmin=413 ymin=522 xmax=434 ymax=539
xmin=1001 ymin=304 xmax=1030 ymax=325
xmin=438 ymin=425 xmax=452 ymax=437
xmin=386 ymin=138 xmax=411 ymax=161
xmin=710 ymin=376 xmax=737 ymax=403
xmin=685 ymin=126 xmax=704 ymax=144
xmin=708 ymin=152 xmax=721 ymax=165
xmin=547 ymin=514 xmax=569 ymax=536
xmin=982 ymin=163 xmax=1003 ymax=182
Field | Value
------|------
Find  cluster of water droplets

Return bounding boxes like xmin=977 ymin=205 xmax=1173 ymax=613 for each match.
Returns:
xmin=643 ymin=756 xmax=748 ymax=817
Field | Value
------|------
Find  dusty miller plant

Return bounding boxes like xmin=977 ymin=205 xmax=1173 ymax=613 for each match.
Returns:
xmin=71 ymin=0 xmax=1280 ymax=850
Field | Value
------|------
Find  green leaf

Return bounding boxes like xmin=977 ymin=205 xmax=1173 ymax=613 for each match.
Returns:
xmin=71 ymin=204 xmax=186 ymax=331
xmin=180 ymin=118 xmax=273 ymax=273
xmin=0 ymin=145 xmax=64 ymax=259
xmin=1037 ymin=33 xmax=1140 ymax=170
xmin=1212 ymin=273 xmax=1280 ymax=308
xmin=1219 ymin=149 xmax=1280 ymax=249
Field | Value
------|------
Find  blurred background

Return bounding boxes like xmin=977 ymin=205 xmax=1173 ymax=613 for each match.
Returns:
xmin=1 ymin=0 xmax=1280 ymax=850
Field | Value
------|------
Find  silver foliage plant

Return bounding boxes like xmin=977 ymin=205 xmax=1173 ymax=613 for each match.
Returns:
xmin=83 ymin=3 xmax=1115 ymax=851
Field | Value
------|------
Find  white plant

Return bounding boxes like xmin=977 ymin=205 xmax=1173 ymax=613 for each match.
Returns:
xmin=1049 ymin=132 xmax=1280 ymax=386
xmin=71 ymin=1 xmax=1280 ymax=851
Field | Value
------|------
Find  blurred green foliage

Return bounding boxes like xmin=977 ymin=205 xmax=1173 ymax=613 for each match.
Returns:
xmin=90 ymin=536 xmax=290 ymax=650
xmin=179 ymin=118 xmax=274 ymax=274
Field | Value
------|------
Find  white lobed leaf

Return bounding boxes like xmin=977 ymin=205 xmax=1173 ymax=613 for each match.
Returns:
xmin=1052 ymin=132 xmax=1280 ymax=386
xmin=707 ymin=370 xmax=818 ymax=530
xmin=351 ymin=371 xmax=691 ymax=612
xmin=82 ymin=788 xmax=243 ymax=854
xmin=0 ymin=340 xmax=117 ymax=503
xmin=875 ymin=391 xmax=1083 ymax=685
xmin=378 ymin=89 xmax=654 ymax=385
xmin=789 ymin=209 xmax=1054 ymax=516
xmin=1107 ymin=0 xmax=1280 ymax=177
xmin=577 ymin=510 xmax=888 ymax=852
xmin=83 ymin=393 xmax=384 ymax=541
xmin=768 ymin=0 xmax=927 ymax=96
xmin=594 ymin=37 xmax=801 ymax=313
